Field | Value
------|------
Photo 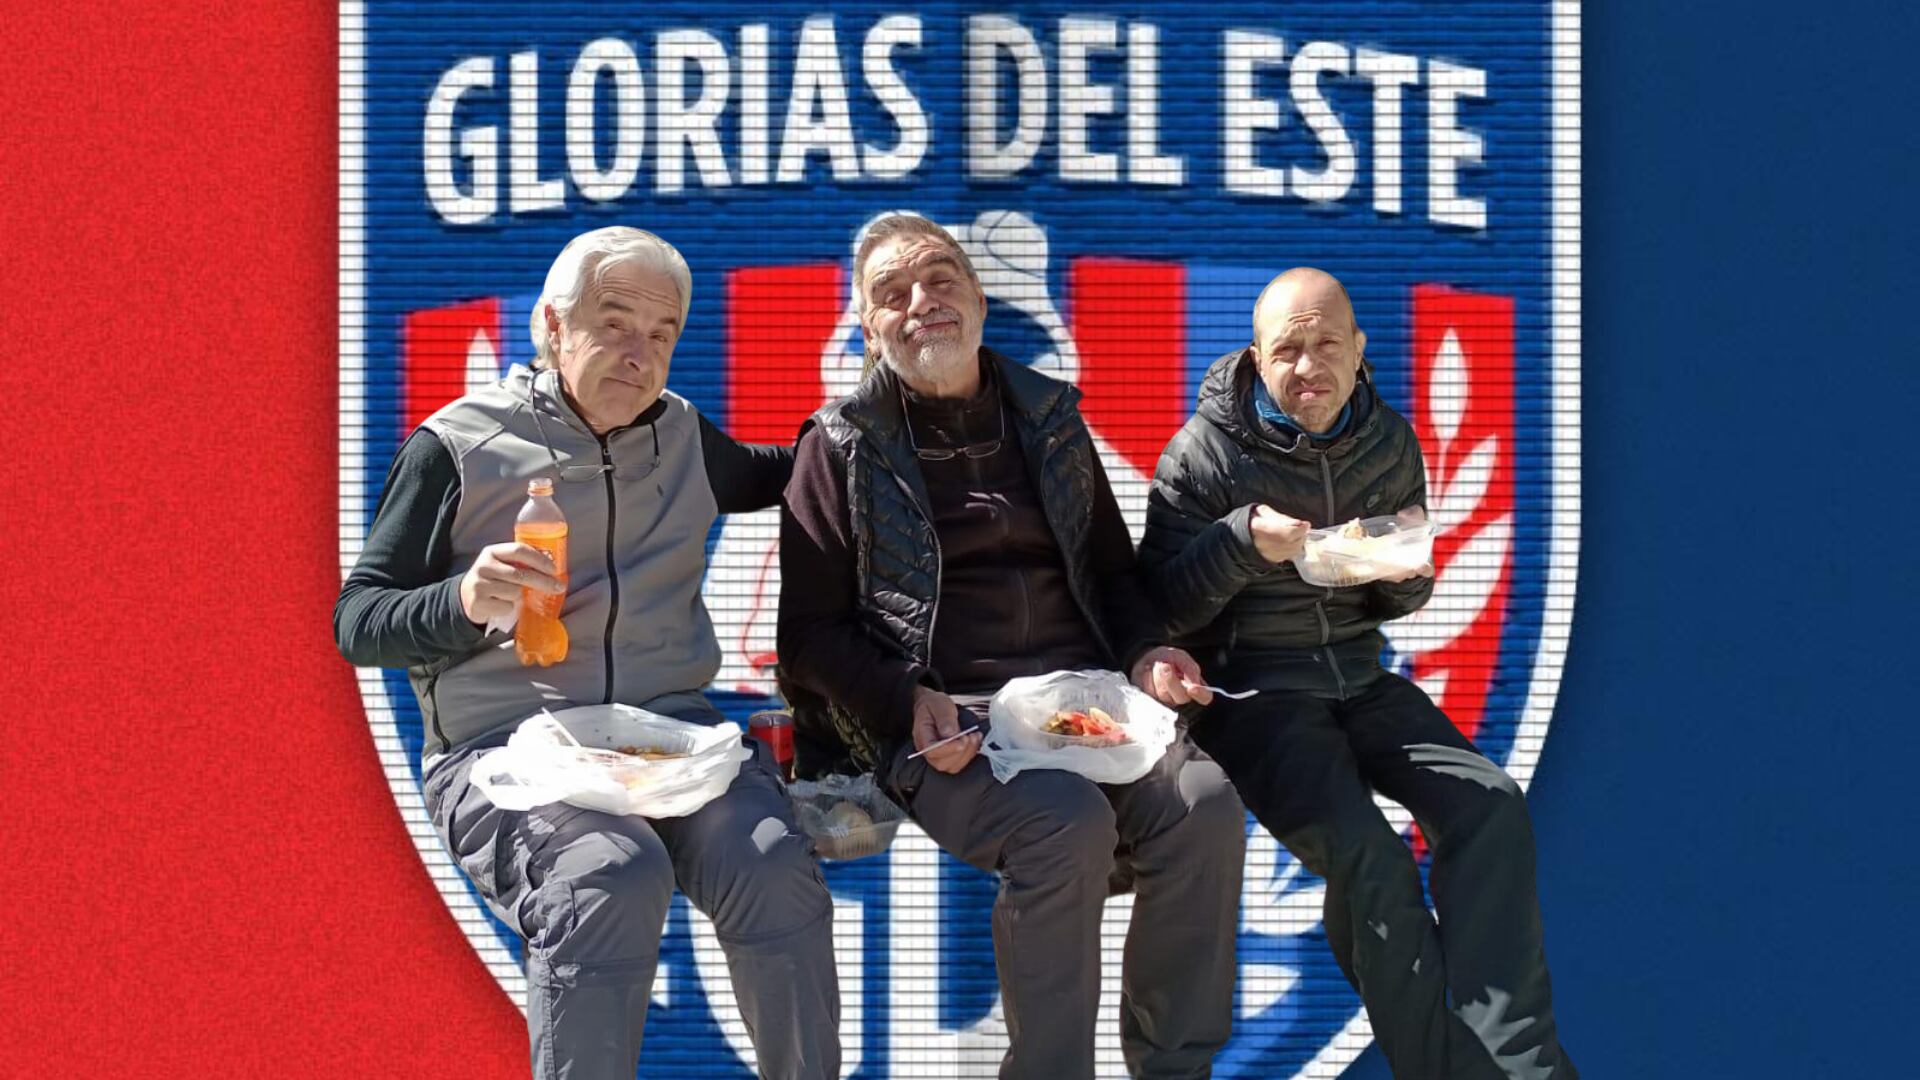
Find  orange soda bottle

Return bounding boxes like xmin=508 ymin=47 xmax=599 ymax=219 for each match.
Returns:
xmin=513 ymin=478 xmax=569 ymax=667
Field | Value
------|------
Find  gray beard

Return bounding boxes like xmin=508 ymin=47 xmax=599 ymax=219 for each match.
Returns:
xmin=881 ymin=336 xmax=975 ymax=387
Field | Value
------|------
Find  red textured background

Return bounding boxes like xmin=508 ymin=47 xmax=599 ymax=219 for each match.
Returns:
xmin=0 ymin=4 xmax=520 ymax=1075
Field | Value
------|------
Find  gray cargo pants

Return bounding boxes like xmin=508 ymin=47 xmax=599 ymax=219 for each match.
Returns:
xmin=881 ymin=699 xmax=1246 ymax=1080
xmin=424 ymin=691 xmax=840 ymax=1080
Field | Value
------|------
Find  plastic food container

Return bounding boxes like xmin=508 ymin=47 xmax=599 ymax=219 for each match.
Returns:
xmin=472 ymin=705 xmax=751 ymax=818
xmin=599 ymin=734 xmax=702 ymax=791
xmin=1292 ymin=515 xmax=1435 ymax=587
xmin=787 ymin=774 xmax=908 ymax=861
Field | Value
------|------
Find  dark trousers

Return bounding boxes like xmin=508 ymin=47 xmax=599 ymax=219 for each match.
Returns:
xmin=884 ymin=700 xmax=1247 ymax=1080
xmin=1190 ymin=672 xmax=1576 ymax=1080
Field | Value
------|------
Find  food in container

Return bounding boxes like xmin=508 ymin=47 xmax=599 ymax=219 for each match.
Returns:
xmin=1292 ymin=515 xmax=1435 ymax=587
xmin=788 ymin=774 xmax=906 ymax=860
xmin=1040 ymin=706 xmax=1130 ymax=747
xmin=613 ymin=746 xmax=691 ymax=761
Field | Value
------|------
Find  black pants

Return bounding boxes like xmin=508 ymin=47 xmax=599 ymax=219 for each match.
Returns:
xmin=1190 ymin=672 xmax=1576 ymax=1080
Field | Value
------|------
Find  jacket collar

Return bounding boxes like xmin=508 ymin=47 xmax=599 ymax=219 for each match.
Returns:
xmin=1196 ymin=346 xmax=1380 ymax=459
xmin=511 ymin=363 xmax=669 ymax=442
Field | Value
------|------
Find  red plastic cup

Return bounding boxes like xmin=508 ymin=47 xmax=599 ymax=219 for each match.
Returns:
xmin=748 ymin=710 xmax=795 ymax=782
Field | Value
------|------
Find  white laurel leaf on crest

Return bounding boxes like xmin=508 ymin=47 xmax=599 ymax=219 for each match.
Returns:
xmin=1384 ymin=324 xmax=1510 ymax=662
xmin=1384 ymin=513 xmax=1511 ymax=657
xmin=1430 ymin=436 xmax=1496 ymax=535
xmin=1430 ymin=329 xmax=1468 ymax=447
xmin=465 ymin=329 xmax=498 ymax=394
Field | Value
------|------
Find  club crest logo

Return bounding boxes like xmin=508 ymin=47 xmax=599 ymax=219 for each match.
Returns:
xmin=341 ymin=6 xmax=1578 ymax=1075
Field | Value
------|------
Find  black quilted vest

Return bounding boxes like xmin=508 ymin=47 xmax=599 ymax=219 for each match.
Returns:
xmin=783 ymin=350 xmax=1111 ymax=772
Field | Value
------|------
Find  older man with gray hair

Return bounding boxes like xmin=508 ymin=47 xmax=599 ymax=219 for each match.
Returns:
xmin=336 ymin=227 xmax=840 ymax=1079
xmin=779 ymin=213 xmax=1246 ymax=1079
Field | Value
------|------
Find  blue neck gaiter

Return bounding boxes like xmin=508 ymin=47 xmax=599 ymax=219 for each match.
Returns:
xmin=1254 ymin=377 xmax=1352 ymax=441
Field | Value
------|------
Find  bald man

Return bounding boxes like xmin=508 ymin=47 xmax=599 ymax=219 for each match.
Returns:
xmin=1137 ymin=269 xmax=1577 ymax=1079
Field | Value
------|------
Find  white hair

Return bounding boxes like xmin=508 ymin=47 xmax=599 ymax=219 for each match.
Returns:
xmin=530 ymin=226 xmax=693 ymax=367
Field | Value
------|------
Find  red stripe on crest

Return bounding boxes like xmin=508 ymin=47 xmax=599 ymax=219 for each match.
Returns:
xmin=401 ymin=298 xmax=500 ymax=433
xmin=1068 ymin=258 xmax=1187 ymax=477
xmin=1408 ymin=285 xmax=1516 ymax=744
xmin=726 ymin=264 xmax=841 ymax=444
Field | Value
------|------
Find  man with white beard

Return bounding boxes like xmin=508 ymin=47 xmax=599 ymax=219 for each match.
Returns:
xmin=777 ymin=213 xmax=1247 ymax=1079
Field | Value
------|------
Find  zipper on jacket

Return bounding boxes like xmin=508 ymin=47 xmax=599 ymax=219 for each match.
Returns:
xmin=1323 ymin=645 xmax=1350 ymax=700
xmin=600 ymin=436 xmax=619 ymax=704
xmin=1318 ymin=454 xmax=1338 ymax=525
xmin=1317 ymin=448 xmax=1341 ymax=603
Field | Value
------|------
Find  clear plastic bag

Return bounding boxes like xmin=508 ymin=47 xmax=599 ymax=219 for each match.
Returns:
xmin=470 ymin=705 xmax=751 ymax=818
xmin=786 ymin=773 xmax=908 ymax=860
xmin=981 ymin=670 xmax=1177 ymax=785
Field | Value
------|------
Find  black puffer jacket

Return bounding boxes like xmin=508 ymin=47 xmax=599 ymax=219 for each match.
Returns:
xmin=1138 ymin=348 xmax=1431 ymax=693
xmin=779 ymin=350 xmax=1158 ymax=773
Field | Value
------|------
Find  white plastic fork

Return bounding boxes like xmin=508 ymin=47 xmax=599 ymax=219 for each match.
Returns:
xmin=907 ymin=724 xmax=982 ymax=760
xmin=1183 ymin=681 xmax=1260 ymax=701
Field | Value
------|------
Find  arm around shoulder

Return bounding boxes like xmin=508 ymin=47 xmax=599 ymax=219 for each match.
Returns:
xmin=698 ymin=411 xmax=795 ymax=514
